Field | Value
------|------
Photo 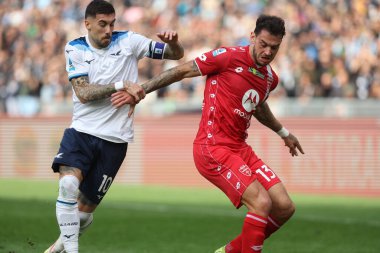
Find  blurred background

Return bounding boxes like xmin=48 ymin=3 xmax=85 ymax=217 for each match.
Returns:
xmin=0 ymin=0 xmax=379 ymax=197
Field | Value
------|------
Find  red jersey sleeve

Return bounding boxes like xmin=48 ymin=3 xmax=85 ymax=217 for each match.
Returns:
xmin=194 ymin=48 xmax=231 ymax=76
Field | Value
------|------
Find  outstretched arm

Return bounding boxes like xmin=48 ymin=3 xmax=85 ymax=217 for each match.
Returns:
xmin=254 ymin=102 xmax=305 ymax=156
xmin=71 ymin=76 xmax=143 ymax=104
xmin=157 ymin=30 xmax=184 ymax=60
xmin=141 ymin=60 xmax=201 ymax=94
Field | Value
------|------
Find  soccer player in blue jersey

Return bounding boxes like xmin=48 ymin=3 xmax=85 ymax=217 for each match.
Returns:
xmin=44 ymin=1 xmax=183 ymax=252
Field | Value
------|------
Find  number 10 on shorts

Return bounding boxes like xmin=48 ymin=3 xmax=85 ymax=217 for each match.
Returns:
xmin=98 ymin=174 xmax=113 ymax=193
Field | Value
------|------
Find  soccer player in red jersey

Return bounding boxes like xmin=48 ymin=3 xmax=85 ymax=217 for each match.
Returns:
xmin=114 ymin=14 xmax=304 ymax=253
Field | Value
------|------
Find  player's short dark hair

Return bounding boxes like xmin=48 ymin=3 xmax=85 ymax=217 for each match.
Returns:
xmin=85 ymin=0 xmax=115 ymax=19
xmin=254 ymin=14 xmax=286 ymax=37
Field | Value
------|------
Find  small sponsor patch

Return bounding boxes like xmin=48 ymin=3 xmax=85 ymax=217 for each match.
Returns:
xmin=199 ymin=54 xmax=207 ymax=61
xmin=151 ymin=42 xmax=165 ymax=59
xmin=212 ymin=48 xmax=227 ymax=57
xmin=154 ymin=48 xmax=163 ymax=54
xmin=248 ymin=67 xmax=265 ymax=79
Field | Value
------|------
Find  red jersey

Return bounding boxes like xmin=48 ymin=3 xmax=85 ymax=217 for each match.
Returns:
xmin=193 ymin=46 xmax=279 ymax=147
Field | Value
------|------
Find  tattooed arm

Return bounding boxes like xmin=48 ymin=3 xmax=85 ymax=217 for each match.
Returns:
xmin=254 ymin=102 xmax=305 ymax=156
xmin=253 ymin=102 xmax=283 ymax=132
xmin=141 ymin=60 xmax=201 ymax=94
xmin=71 ymin=76 xmax=115 ymax=103
xmin=71 ymin=76 xmax=143 ymax=104
xmin=156 ymin=30 xmax=184 ymax=60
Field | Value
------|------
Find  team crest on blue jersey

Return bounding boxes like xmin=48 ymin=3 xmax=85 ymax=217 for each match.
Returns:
xmin=212 ymin=48 xmax=227 ymax=57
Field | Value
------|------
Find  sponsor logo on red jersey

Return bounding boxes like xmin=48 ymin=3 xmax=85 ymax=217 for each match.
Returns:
xmin=242 ymin=89 xmax=259 ymax=112
xmin=212 ymin=48 xmax=227 ymax=56
xmin=248 ymin=67 xmax=265 ymax=79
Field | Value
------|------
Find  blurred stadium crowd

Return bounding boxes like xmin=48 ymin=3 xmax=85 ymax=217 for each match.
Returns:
xmin=0 ymin=0 xmax=379 ymax=116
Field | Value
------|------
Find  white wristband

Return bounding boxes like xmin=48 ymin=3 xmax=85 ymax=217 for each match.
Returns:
xmin=277 ymin=127 xmax=289 ymax=138
xmin=114 ymin=81 xmax=124 ymax=91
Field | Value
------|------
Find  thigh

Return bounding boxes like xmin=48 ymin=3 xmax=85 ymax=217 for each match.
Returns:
xmin=247 ymin=154 xmax=282 ymax=191
xmin=79 ymin=140 xmax=128 ymax=205
xmin=267 ymin=182 xmax=293 ymax=210
xmin=193 ymin=144 xmax=257 ymax=208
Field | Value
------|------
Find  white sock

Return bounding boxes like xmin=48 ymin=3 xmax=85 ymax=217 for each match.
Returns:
xmin=52 ymin=211 xmax=94 ymax=251
xmin=56 ymin=175 xmax=80 ymax=253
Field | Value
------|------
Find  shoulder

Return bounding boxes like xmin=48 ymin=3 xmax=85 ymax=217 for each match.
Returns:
xmin=226 ymin=46 xmax=249 ymax=54
xmin=111 ymin=31 xmax=131 ymax=43
xmin=266 ymin=65 xmax=279 ymax=80
xmin=111 ymin=31 xmax=149 ymax=43
xmin=209 ymin=46 xmax=243 ymax=56
xmin=266 ymin=65 xmax=279 ymax=89
xmin=67 ymin=36 xmax=90 ymax=52
xmin=207 ymin=46 xmax=247 ymax=61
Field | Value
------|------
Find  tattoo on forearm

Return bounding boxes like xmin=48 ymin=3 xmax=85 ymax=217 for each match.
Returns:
xmin=142 ymin=61 xmax=199 ymax=94
xmin=164 ymin=43 xmax=184 ymax=60
xmin=254 ymin=103 xmax=280 ymax=131
xmin=71 ymin=76 xmax=116 ymax=102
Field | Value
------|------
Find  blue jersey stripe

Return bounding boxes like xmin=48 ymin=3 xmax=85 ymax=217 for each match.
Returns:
xmin=112 ymin=31 xmax=129 ymax=41
xmin=69 ymin=36 xmax=90 ymax=51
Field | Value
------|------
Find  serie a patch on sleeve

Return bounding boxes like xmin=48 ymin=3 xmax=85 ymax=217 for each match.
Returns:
xmin=212 ymin=48 xmax=227 ymax=57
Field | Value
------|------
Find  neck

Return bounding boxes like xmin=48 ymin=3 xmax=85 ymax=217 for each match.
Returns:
xmin=248 ymin=44 xmax=263 ymax=68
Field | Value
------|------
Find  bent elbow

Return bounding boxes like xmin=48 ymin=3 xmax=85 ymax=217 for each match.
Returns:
xmin=79 ymin=98 xmax=88 ymax=104
xmin=76 ymin=94 xmax=89 ymax=104
xmin=175 ymin=51 xmax=184 ymax=60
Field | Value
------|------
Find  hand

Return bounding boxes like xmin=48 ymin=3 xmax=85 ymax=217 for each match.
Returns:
xmin=156 ymin=30 xmax=179 ymax=44
xmin=111 ymin=91 xmax=137 ymax=117
xmin=124 ymin=81 xmax=145 ymax=102
xmin=282 ymin=133 xmax=305 ymax=157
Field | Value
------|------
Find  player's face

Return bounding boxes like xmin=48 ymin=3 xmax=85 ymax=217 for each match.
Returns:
xmin=250 ymin=30 xmax=282 ymax=66
xmin=85 ymin=13 xmax=116 ymax=49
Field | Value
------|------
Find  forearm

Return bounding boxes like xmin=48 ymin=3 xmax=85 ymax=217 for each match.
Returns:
xmin=142 ymin=60 xmax=200 ymax=94
xmin=76 ymin=84 xmax=116 ymax=102
xmin=164 ymin=42 xmax=184 ymax=60
xmin=141 ymin=67 xmax=184 ymax=94
xmin=71 ymin=76 xmax=117 ymax=103
xmin=253 ymin=102 xmax=283 ymax=132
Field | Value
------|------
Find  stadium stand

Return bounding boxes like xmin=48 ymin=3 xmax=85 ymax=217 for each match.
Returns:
xmin=0 ymin=0 xmax=379 ymax=116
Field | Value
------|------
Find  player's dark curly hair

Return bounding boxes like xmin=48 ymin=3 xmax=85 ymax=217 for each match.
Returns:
xmin=85 ymin=0 xmax=115 ymax=19
xmin=254 ymin=14 xmax=286 ymax=37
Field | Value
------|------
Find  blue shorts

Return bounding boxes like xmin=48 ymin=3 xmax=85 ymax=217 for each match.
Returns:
xmin=52 ymin=128 xmax=128 ymax=204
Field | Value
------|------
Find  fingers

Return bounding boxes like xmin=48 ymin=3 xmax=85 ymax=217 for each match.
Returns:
xmin=157 ymin=30 xmax=178 ymax=42
xmin=128 ymin=104 xmax=135 ymax=117
xmin=124 ymin=83 xmax=145 ymax=102
xmin=284 ymin=136 xmax=304 ymax=157
xmin=111 ymin=91 xmax=137 ymax=108
xmin=289 ymin=146 xmax=298 ymax=157
xmin=296 ymin=142 xmax=305 ymax=154
xmin=111 ymin=92 xmax=125 ymax=108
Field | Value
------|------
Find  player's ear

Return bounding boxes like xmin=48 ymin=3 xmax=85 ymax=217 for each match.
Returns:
xmin=84 ymin=19 xmax=91 ymax=30
xmin=250 ymin=32 xmax=256 ymax=43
